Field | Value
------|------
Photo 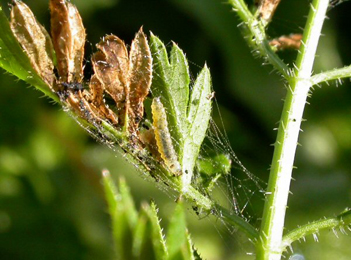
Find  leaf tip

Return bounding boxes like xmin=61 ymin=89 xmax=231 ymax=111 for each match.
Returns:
xmin=102 ymin=168 xmax=110 ymax=178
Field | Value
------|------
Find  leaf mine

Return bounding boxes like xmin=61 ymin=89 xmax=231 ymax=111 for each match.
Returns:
xmin=49 ymin=0 xmax=85 ymax=83
xmin=128 ymin=28 xmax=152 ymax=135
xmin=92 ymin=35 xmax=129 ymax=126
xmin=10 ymin=1 xmax=55 ymax=87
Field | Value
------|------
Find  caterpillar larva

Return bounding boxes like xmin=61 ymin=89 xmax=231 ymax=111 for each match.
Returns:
xmin=151 ymin=97 xmax=182 ymax=176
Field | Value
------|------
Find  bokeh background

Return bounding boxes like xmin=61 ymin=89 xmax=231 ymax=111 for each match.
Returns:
xmin=1 ymin=0 xmax=351 ymax=259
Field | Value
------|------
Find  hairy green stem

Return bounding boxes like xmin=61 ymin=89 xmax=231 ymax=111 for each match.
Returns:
xmin=227 ymin=0 xmax=290 ymax=78
xmin=311 ymin=64 xmax=351 ymax=86
xmin=282 ymin=209 xmax=351 ymax=253
xmin=256 ymin=1 xmax=329 ymax=259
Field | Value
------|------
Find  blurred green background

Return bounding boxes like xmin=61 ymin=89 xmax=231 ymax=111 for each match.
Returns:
xmin=0 ymin=0 xmax=351 ymax=259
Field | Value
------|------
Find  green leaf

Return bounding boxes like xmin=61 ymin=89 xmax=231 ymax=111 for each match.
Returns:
xmin=118 ymin=177 xmax=138 ymax=228
xmin=181 ymin=65 xmax=212 ymax=188
xmin=132 ymin=208 xmax=149 ymax=258
xmin=196 ymin=153 xmax=231 ymax=177
xmin=102 ymin=172 xmax=136 ymax=260
xmin=166 ymin=201 xmax=189 ymax=260
xmin=149 ymin=33 xmax=190 ymax=154
xmin=186 ymin=233 xmax=203 ymax=260
xmin=144 ymin=201 xmax=168 ymax=260
xmin=0 ymin=7 xmax=56 ymax=100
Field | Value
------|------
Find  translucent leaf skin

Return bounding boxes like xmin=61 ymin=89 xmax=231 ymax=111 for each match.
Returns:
xmin=91 ymin=29 xmax=152 ymax=135
xmin=10 ymin=1 xmax=55 ymax=87
xmin=92 ymin=35 xmax=129 ymax=126
xmin=128 ymin=28 xmax=152 ymax=134
xmin=0 ymin=7 xmax=55 ymax=100
xmin=149 ymin=34 xmax=190 ymax=155
xmin=49 ymin=0 xmax=85 ymax=83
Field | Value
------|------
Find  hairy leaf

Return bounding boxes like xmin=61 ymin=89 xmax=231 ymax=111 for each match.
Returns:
xmin=92 ymin=35 xmax=129 ymax=126
xmin=145 ymin=202 xmax=168 ymax=260
xmin=181 ymin=66 xmax=212 ymax=189
xmin=166 ymin=202 xmax=191 ymax=260
xmin=102 ymin=172 xmax=136 ymax=260
xmin=0 ymin=7 xmax=54 ymax=99
xmin=49 ymin=0 xmax=85 ymax=82
xmin=149 ymin=34 xmax=190 ymax=155
xmin=132 ymin=208 xmax=148 ymax=258
xmin=128 ymin=28 xmax=152 ymax=134
xmin=10 ymin=1 xmax=55 ymax=86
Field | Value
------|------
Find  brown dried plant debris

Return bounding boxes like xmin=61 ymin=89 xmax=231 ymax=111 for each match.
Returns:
xmin=127 ymin=29 xmax=153 ymax=135
xmin=92 ymin=35 xmax=129 ymax=127
xmin=10 ymin=0 xmax=152 ymax=146
xmin=256 ymin=0 xmax=281 ymax=23
xmin=91 ymin=28 xmax=152 ymax=135
xmin=10 ymin=1 xmax=55 ymax=86
xmin=269 ymin=34 xmax=303 ymax=51
xmin=49 ymin=0 xmax=85 ymax=84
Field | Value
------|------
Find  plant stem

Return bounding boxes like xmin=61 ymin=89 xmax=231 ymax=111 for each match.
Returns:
xmin=311 ymin=65 xmax=351 ymax=86
xmin=282 ymin=209 xmax=351 ymax=252
xmin=185 ymin=186 xmax=259 ymax=240
xmin=227 ymin=0 xmax=290 ymax=77
xmin=256 ymin=1 xmax=329 ymax=259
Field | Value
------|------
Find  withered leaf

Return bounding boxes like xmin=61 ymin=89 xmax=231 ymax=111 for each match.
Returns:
xmin=257 ymin=0 xmax=281 ymax=23
xmin=270 ymin=34 xmax=302 ymax=51
xmin=65 ymin=91 xmax=92 ymax=119
xmin=50 ymin=0 xmax=85 ymax=83
xmin=89 ymin=28 xmax=151 ymax=139
xmin=10 ymin=1 xmax=55 ymax=87
xmin=128 ymin=28 xmax=152 ymax=134
xmin=92 ymin=35 xmax=129 ymax=126
xmin=87 ymin=75 xmax=118 ymax=125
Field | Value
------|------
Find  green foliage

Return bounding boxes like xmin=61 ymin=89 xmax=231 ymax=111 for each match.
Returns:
xmin=1 ymin=0 xmax=351 ymax=259
xmin=102 ymin=172 xmax=201 ymax=260
xmin=150 ymin=35 xmax=212 ymax=188
xmin=196 ymin=153 xmax=231 ymax=191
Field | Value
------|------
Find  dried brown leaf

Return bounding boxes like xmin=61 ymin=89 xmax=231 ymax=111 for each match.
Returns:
xmin=92 ymin=35 xmax=129 ymax=126
xmin=10 ymin=1 xmax=55 ymax=86
xmin=128 ymin=28 xmax=152 ymax=133
xmin=257 ymin=0 xmax=281 ymax=23
xmin=87 ymin=75 xmax=118 ymax=125
xmin=270 ymin=34 xmax=302 ymax=51
xmin=49 ymin=0 xmax=85 ymax=83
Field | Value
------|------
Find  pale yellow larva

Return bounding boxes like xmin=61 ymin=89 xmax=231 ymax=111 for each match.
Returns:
xmin=151 ymin=97 xmax=182 ymax=176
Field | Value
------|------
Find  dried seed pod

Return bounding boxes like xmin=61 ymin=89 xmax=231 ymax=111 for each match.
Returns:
xmin=50 ymin=0 xmax=85 ymax=83
xmin=270 ymin=34 xmax=303 ymax=51
xmin=92 ymin=35 xmax=129 ymax=126
xmin=10 ymin=1 xmax=55 ymax=87
xmin=128 ymin=28 xmax=152 ymax=134
xmin=257 ymin=0 xmax=281 ymax=23
xmin=152 ymin=97 xmax=182 ymax=176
